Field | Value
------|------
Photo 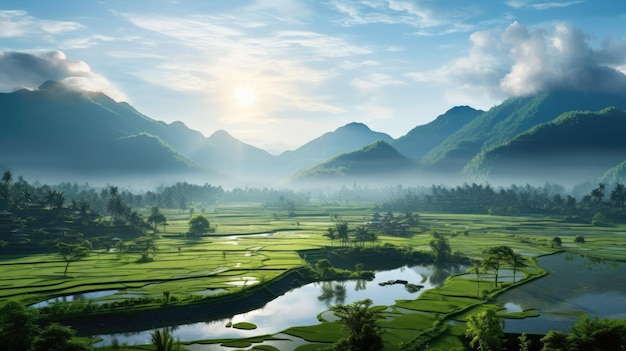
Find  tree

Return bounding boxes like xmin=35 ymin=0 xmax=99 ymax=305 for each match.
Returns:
xmin=0 ymin=301 xmax=39 ymax=351
xmin=188 ymin=214 xmax=210 ymax=236
xmin=465 ymin=309 xmax=504 ymax=351
xmin=552 ymin=237 xmax=562 ymax=248
xmin=429 ymin=235 xmax=451 ymax=263
xmin=135 ymin=236 xmax=158 ymax=262
xmin=151 ymin=328 xmax=181 ymax=351
xmin=336 ymin=221 xmax=350 ymax=246
xmin=540 ymin=330 xmax=568 ymax=351
xmin=31 ymin=323 xmax=89 ymax=351
xmin=354 ymin=225 xmax=369 ymax=247
xmin=315 ymin=258 xmax=335 ymax=279
xmin=518 ymin=332 xmax=531 ymax=351
xmin=330 ymin=299 xmax=383 ymax=351
xmin=148 ymin=207 xmax=167 ymax=233
xmin=568 ymin=315 xmax=626 ymax=351
xmin=508 ymin=252 xmax=525 ymax=283
xmin=324 ymin=226 xmax=337 ymax=246
xmin=482 ymin=246 xmax=514 ymax=287
xmin=1 ymin=170 xmax=13 ymax=208
xmin=469 ymin=263 xmax=483 ymax=298
xmin=57 ymin=242 xmax=90 ymax=276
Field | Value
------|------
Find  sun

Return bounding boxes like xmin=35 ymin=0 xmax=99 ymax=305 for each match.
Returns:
xmin=234 ymin=86 xmax=257 ymax=108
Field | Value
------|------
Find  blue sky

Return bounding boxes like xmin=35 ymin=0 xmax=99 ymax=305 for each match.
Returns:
xmin=1 ymin=0 xmax=626 ymax=152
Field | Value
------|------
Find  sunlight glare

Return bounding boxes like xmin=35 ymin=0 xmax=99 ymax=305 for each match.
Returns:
xmin=234 ymin=87 xmax=257 ymax=108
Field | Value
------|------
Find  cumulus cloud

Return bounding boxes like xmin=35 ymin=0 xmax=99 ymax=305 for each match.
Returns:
xmin=0 ymin=51 xmax=127 ymax=101
xmin=409 ymin=22 xmax=626 ymax=105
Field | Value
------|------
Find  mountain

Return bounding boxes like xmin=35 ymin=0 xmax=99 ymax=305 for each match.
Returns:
xmin=464 ymin=107 xmax=626 ymax=185
xmin=194 ymin=130 xmax=276 ymax=181
xmin=600 ymin=161 xmax=626 ymax=184
xmin=421 ymin=91 xmax=626 ymax=174
xmin=0 ymin=81 xmax=276 ymax=184
xmin=278 ymin=122 xmax=393 ymax=174
xmin=292 ymin=140 xmax=414 ymax=183
xmin=0 ymin=82 xmax=203 ymax=181
xmin=392 ymin=106 xmax=482 ymax=161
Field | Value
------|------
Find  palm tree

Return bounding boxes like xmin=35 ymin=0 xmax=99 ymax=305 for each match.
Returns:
xmin=18 ymin=188 xmax=34 ymax=216
xmin=323 ymin=226 xmax=337 ymax=246
xmin=44 ymin=189 xmax=55 ymax=209
xmin=354 ymin=225 xmax=369 ymax=247
xmin=1 ymin=170 xmax=13 ymax=209
xmin=465 ymin=309 xmax=504 ymax=351
xmin=151 ymin=328 xmax=178 ymax=351
xmin=77 ymin=201 xmax=91 ymax=225
xmin=508 ymin=252 xmax=525 ymax=283
xmin=52 ymin=191 xmax=65 ymax=215
xmin=1 ymin=170 xmax=13 ymax=187
xmin=335 ymin=221 xmax=349 ymax=247
xmin=469 ymin=263 xmax=483 ymax=299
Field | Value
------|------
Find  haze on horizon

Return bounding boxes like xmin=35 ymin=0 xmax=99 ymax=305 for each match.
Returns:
xmin=1 ymin=1 xmax=626 ymax=153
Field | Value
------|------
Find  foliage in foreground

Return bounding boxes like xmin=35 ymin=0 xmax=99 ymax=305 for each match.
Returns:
xmin=328 ymin=299 xmax=383 ymax=351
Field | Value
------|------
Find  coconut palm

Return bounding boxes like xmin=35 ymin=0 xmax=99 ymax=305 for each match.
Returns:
xmin=151 ymin=328 xmax=180 ymax=351
xmin=354 ymin=225 xmax=369 ymax=247
xmin=323 ymin=226 xmax=337 ymax=246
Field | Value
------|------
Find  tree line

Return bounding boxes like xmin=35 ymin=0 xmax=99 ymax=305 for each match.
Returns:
xmin=382 ymin=182 xmax=626 ymax=223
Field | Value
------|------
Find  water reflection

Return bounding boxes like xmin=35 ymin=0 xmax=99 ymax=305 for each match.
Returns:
xmin=93 ymin=262 xmax=466 ymax=346
xmin=317 ymin=282 xmax=347 ymax=306
xmin=498 ymin=253 xmax=626 ymax=333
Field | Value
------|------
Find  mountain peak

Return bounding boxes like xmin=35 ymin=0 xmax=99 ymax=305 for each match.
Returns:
xmin=335 ymin=122 xmax=371 ymax=133
xmin=209 ymin=129 xmax=234 ymax=140
xmin=38 ymin=80 xmax=63 ymax=91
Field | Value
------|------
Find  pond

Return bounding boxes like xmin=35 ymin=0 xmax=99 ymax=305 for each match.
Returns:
xmin=497 ymin=252 xmax=626 ymax=334
xmin=93 ymin=263 xmax=467 ymax=347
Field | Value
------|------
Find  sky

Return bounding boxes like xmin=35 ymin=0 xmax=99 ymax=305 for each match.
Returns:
xmin=1 ymin=1 xmax=626 ymax=153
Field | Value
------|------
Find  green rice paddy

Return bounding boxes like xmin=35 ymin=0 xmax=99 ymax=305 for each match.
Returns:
xmin=2 ymin=202 xmax=626 ymax=350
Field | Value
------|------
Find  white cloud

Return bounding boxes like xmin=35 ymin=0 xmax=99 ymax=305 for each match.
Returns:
xmin=351 ymin=72 xmax=406 ymax=91
xmin=407 ymin=22 xmax=626 ymax=106
xmin=328 ymin=0 xmax=440 ymax=27
xmin=119 ymin=12 xmax=365 ymax=121
xmin=0 ymin=10 xmax=82 ymax=37
xmin=0 ymin=50 xmax=126 ymax=101
xmin=506 ymin=0 xmax=585 ymax=10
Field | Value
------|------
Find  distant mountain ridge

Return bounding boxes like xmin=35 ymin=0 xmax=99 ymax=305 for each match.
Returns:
xmin=293 ymin=140 xmax=414 ymax=183
xmin=421 ymin=91 xmax=626 ymax=174
xmin=278 ymin=122 xmax=393 ymax=174
xmin=392 ymin=106 xmax=483 ymax=161
xmin=2 ymin=81 xmax=626 ymax=187
xmin=465 ymin=107 xmax=626 ymax=185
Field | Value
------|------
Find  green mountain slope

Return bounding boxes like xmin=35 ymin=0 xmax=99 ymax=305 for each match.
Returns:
xmin=601 ymin=161 xmax=626 ymax=184
xmin=0 ymin=82 xmax=203 ymax=177
xmin=278 ymin=122 xmax=393 ymax=173
xmin=392 ymin=106 xmax=482 ymax=161
xmin=293 ymin=140 xmax=414 ymax=182
xmin=465 ymin=107 xmax=626 ymax=185
xmin=421 ymin=91 xmax=626 ymax=173
xmin=0 ymin=81 xmax=281 ymax=183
